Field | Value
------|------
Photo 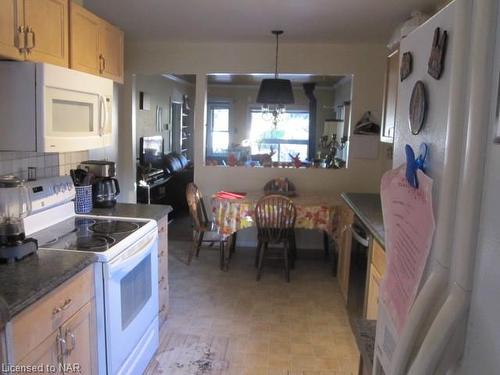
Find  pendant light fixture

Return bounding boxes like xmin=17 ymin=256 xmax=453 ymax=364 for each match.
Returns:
xmin=257 ymin=30 xmax=294 ymax=127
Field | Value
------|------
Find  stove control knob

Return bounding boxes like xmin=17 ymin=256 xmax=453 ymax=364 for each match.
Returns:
xmin=66 ymin=182 xmax=73 ymax=191
xmin=60 ymin=184 xmax=66 ymax=192
xmin=54 ymin=185 xmax=60 ymax=194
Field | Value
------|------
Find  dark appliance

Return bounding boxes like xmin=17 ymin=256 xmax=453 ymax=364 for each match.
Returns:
xmin=139 ymin=136 xmax=164 ymax=167
xmin=79 ymin=160 xmax=116 ymax=178
xmin=0 ymin=175 xmax=38 ymax=262
xmin=347 ymin=219 xmax=371 ymax=322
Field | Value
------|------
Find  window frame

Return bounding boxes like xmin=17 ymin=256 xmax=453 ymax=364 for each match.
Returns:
xmin=206 ymin=101 xmax=231 ymax=156
xmin=248 ymin=107 xmax=310 ymax=162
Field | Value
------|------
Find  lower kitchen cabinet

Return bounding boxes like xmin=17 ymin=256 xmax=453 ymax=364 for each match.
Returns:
xmin=366 ymin=264 xmax=382 ymax=320
xmin=157 ymin=214 xmax=169 ymax=326
xmin=336 ymin=205 xmax=354 ymax=303
xmin=61 ymin=301 xmax=97 ymax=374
xmin=6 ymin=265 xmax=97 ymax=373
xmin=16 ymin=330 xmax=61 ymax=374
xmin=366 ymin=239 xmax=386 ymax=319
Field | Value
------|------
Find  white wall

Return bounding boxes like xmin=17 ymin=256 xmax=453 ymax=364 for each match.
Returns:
xmin=122 ymin=41 xmax=391 ymax=201
xmin=135 ymin=75 xmax=194 ymax=155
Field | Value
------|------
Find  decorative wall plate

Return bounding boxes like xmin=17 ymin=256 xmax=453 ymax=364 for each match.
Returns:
xmin=400 ymin=52 xmax=413 ymax=81
xmin=428 ymin=27 xmax=448 ymax=79
xmin=409 ymin=81 xmax=427 ymax=135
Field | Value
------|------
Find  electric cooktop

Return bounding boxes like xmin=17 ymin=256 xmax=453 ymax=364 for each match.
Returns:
xmin=33 ymin=217 xmax=146 ymax=252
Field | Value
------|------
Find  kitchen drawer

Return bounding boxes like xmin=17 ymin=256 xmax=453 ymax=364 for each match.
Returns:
xmin=10 ymin=265 xmax=94 ymax=362
xmin=372 ymin=240 xmax=386 ymax=276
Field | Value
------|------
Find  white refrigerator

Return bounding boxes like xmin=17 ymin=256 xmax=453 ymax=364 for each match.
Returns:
xmin=374 ymin=0 xmax=500 ymax=373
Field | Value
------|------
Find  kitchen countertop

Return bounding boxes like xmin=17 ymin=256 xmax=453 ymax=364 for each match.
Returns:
xmin=0 ymin=250 xmax=96 ymax=322
xmin=341 ymin=193 xmax=385 ymax=247
xmin=91 ymin=202 xmax=172 ymax=221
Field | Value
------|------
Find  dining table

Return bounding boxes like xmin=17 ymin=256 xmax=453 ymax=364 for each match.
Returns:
xmin=211 ymin=191 xmax=342 ymax=270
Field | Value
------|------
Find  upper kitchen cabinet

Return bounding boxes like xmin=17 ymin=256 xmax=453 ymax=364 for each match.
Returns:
xmin=98 ymin=21 xmax=123 ymax=83
xmin=0 ymin=0 xmax=25 ymax=61
xmin=69 ymin=2 xmax=100 ymax=75
xmin=70 ymin=2 xmax=124 ymax=83
xmin=23 ymin=0 xmax=69 ymax=67
xmin=0 ymin=0 xmax=69 ymax=67
xmin=380 ymin=49 xmax=399 ymax=143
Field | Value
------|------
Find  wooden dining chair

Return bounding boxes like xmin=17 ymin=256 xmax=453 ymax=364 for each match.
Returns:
xmin=185 ymin=183 xmax=227 ymax=270
xmin=255 ymin=195 xmax=297 ymax=282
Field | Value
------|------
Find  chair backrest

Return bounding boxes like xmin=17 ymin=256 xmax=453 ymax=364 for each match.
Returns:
xmin=254 ymin=194 xmax=297 ymax=243
xmin=186 ymin=183 xmax=209 ymax=230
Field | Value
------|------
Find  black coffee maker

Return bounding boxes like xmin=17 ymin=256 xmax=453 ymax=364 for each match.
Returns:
xmin=79 ymin=161 xmax=120 ymax=208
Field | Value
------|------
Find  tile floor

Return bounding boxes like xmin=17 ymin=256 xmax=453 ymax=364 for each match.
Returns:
xmin=145 ymin=238 xmax=359 ymax=375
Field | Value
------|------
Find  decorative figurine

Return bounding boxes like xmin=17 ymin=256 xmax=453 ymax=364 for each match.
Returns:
xmin=400 ymin=52 xmax=413 ymax=81
xmin=289 ymin=153 xmax=302 ymax=168
xmin=428 ymin=27 xmax=448 ymax=80
xmin=409 ymin=81 xmax=427 ymax=135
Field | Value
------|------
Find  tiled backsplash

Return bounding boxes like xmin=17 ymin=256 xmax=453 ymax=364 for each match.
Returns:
xmin=0 ymin=151 xmax=89 ymax=181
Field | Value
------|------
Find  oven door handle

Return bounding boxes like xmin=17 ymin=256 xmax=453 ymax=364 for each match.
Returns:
xmin=107 ymin=231 xmax=158 ymax=276
xmin=349 ymin=224 xmax=370 ymax=247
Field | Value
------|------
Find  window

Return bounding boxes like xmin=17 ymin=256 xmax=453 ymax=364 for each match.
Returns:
xmin=207 ymin=103 xmax=230 ymax=154
xmin=250 ymin=109 xmax=309 ymax=162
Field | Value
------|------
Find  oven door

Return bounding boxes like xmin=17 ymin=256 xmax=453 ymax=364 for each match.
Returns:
xmin=103 ymin=229 xmax=158 ymax=375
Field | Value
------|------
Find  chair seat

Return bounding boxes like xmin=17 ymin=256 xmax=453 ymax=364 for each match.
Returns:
xmin=201 ymin=229 xmax=226 ymax=242
xmin=200 ymin=220 xmax=218 ymax=232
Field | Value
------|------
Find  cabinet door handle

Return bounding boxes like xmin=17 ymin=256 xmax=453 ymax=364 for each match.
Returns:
xmin=16 ymin=26 xmax=26 ymax=52
xmin=57 ymin=333 xmax=66 ymax=363
xmin=25 ymin=27 xmax=35 ymax=52
xmin=99 ymin=55 xmax=106 ymax=73
xmin=53 ymin=298 xmax=72 ymax=316
xmin=99 ymin=54 xmax=104 ymax=73
xmin=65 ymin=329 xmax=76 ymax=354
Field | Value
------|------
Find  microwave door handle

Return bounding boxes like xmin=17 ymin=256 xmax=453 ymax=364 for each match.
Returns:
xmin=99 ymin=96 xmax=105 ymax=136
xmin=98 ymin=96 xmax=103 ymax=136
xmin=103 ymin=97 xmax=108 ymax=134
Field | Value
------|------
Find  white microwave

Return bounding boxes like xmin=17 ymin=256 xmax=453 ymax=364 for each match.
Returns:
xmin=0 ymin=62 xmax=113 ymax=153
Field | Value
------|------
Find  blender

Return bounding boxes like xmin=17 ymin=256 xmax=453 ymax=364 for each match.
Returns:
xmin=0 ymin=175 xmax=38 ymax=262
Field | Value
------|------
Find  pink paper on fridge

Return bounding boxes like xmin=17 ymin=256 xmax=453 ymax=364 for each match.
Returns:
xmin=380 ymin=165 xmax=435 ymax=333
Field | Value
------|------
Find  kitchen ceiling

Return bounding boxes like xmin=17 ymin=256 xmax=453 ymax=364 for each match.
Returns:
xmin=206 ymin=74 xmax=344 ymax=88
xmin=84 ymin=0 xmax=443 ymax=43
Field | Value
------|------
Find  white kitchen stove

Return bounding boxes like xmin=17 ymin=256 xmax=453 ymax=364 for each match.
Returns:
xmin=23 ymin=176 xmax=159 ymax=375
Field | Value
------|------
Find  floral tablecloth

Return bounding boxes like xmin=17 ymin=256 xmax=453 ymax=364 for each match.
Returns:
xmin=211 ymin=192 xmax=342 ymax=238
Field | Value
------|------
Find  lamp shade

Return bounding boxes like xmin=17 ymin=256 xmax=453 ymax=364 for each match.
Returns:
xmin=256 ymin=79 xmax=295 ymax=105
